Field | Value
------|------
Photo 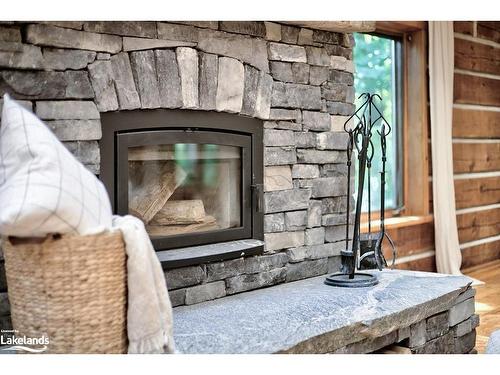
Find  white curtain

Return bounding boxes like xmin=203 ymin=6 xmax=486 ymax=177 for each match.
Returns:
xmin=428 ymin=22 xmax=462 ymax=275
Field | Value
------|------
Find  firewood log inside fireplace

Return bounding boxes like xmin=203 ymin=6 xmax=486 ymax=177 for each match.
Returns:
xmin=150 ymin=199 xmax=206 ymax=225
xmin=128 ymin=161 xmax=187 ymax=223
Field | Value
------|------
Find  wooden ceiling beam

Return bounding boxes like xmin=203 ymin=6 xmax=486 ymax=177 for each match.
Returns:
xmin=376 ymin=21 xmax=427 ymax=34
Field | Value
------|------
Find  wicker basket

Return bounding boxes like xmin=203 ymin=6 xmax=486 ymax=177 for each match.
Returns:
xmin=2 ymin=231 xmax=128 ymax=354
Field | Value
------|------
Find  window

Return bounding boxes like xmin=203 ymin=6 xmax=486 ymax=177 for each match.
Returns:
xmin=353 ymin=32 xmax=404 ymax=213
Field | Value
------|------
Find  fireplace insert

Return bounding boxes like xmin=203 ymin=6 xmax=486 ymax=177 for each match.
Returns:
xmin=100 ymin=109 xmax=264 ymax=266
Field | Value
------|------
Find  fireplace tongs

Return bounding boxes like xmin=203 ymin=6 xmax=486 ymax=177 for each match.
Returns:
xmin=358 ymin=123 xmax=396 ymax=270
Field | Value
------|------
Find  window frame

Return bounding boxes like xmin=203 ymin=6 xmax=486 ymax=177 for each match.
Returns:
xmin=360 ymin=22 xmax=430 ymax=224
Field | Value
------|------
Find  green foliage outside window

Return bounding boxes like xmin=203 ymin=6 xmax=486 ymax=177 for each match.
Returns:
xmin=353 ymin=33 xmax=400 ymax=212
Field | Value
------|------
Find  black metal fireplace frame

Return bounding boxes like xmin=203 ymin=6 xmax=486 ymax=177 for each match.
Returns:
xmin=100 ymin=109 xmax=264 ymax=267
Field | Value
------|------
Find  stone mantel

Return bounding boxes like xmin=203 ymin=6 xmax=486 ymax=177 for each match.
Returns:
xmin=282 ymin=21 xmax=376 ymax=33
xmin=173 ymin=269 xmax=477 ymax=354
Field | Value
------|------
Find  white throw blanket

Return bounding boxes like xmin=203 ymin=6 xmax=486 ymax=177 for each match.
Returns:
xmin=1 ymin=95 xmax=175 ymax=354
xmin=112 ymin=215 xmax=175 ymax=354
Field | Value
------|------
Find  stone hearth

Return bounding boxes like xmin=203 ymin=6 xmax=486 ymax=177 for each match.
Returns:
xmin=173 ymin=270 xmax=477 ymax=354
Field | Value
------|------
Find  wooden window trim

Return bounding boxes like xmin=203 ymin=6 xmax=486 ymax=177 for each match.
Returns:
xmin=375 ymin=21 xmax=427 ymax=35
xmin=361 ymin=214 xmax=433 ymax=233
xmin=361 ymin=22 xmax=430 ymax=228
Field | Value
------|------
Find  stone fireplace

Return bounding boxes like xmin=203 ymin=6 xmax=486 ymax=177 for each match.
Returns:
xmin=0 ymin=21 xmax=356 ymax=308
xmin=0 ymin=21 xmax=480 ymax=355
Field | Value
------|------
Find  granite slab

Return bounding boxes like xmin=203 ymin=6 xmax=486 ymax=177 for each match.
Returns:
xmin=172 ymin=269 xmax=472 ymax=354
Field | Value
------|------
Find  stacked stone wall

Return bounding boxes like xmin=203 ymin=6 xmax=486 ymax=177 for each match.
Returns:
xmin=0 ymin=21 xmax=355 ymax=310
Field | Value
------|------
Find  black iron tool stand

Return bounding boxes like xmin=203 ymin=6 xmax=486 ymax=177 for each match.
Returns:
xmin=325 ymin=93 xmax=396 ymax=288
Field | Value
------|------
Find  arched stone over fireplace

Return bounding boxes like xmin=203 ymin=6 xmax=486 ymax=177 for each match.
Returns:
xmin=88 ymin=46 xmax=274 ymax=119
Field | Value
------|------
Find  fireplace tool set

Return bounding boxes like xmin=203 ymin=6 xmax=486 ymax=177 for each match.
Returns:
xmin=325 ymin=93 xmax=396 ymax=288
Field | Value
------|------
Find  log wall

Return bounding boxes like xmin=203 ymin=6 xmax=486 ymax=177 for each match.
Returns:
xmin=400 ymin=22 xmax=500 ymax=273
xmin=453 ymin=21 xmax=500 ymax=270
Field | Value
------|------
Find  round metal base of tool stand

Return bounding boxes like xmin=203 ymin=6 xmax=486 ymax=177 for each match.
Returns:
xmin=324 ymin=272 xmax=379 ymax=287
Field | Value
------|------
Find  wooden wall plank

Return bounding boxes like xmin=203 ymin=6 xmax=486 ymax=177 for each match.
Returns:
xmin=457 ymin=207 xmax=500 ymax=243
xmin=454 ymin=73 xmax=500 ymax=107
xmin=461 ymin=240 xmax=500 ymax=269
xmin=453 ymin=108 xmax=500 ymax=138
xmin=477 ymin=21 xmax=500 ymax=44
xmin=452 ymin=21 xmax=500 ymax=271
xmin=455 ymin=177 xmax=500 ymax=209
xmin=454 ymin=38 xmax=500 ymax=75
xmin=395 ymin=255 xmax=436 ymax=272
xmin=381 ymin=221 xmax=434 ymax=261
xmin=454 ymin=21 xmax=474 ymax=36
xmin=453 ymin=142 xmax=500 ymax=173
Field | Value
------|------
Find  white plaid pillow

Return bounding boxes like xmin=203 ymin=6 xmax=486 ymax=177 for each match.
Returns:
xmin=0 ymin=94 xmax=112 ymax=237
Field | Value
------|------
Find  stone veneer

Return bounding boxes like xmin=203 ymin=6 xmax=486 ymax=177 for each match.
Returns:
xmin=0 ymin=21 xmax=356 ymax=317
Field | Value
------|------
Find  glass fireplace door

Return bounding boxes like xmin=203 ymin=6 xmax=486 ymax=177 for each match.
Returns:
xmin=116 ymin=130 xmax=252 ymax=249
